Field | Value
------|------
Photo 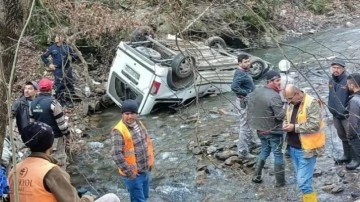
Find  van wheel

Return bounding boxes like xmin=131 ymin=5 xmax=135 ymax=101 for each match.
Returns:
xmin=249 ymin=58 xmax=266 ymax=80
xmin=205 ymin=36 xmax=227 ymax=49
xmin=167 ymin=70 xmax=195 ymax=91
xmin=130 ymin=26 xmax=155 ymax=42
xmin=171 ymin=53 xmax=195 ymax=79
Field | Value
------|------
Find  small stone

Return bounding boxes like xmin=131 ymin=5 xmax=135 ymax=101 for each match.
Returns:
xmin=331 ymin=185 xmax=344 ymax=194
xmin=345 ymin=21 xmax=355 ymax=27
xmin=196 ymin=164 xmax=208 ymax=172
xmin=321 ymin=184 xmax=336 ymax=192
xmin=336 ymin=169 xmax=346 ymax=178
xmin=224 ymin=156 xmax=240 ymax=166
xmin=218 ymin=109 xmax=227 ymax=115
xmin=94 ymin=87 xmax=105 ymax=94
xmin=195 ymin=170 xmax=207 ymax=185
xmin=215 ymin=150 xmax=238 ymax=161
xmin=351 ymin=191 xmax=360 ymax=199
xmin=192 ymin=146 xmax=203 ymax=155
xmin=313 ymin=169 xmax=322 ymax=177
xmin=207 ymin=146 xmax=217 ymax=154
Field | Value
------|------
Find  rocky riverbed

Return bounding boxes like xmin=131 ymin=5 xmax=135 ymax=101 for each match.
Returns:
xmin=63 ymin=24 xmax=360 ymax=202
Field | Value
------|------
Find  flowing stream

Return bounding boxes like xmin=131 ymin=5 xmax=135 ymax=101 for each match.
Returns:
xmin=68 ymin=26 xmax=360 ymax=202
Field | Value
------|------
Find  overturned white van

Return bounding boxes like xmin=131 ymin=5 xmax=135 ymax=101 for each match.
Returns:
xmin=106 ymin=27 xmax=273 ymax=115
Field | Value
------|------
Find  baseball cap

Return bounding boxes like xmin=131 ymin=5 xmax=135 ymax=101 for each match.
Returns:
xmin=25 ymin=81 xmax=39 ymax=90
xmin=38 ymin=78 xmax=53 ymax=91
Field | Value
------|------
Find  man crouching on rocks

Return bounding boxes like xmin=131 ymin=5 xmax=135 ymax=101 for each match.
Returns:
xmin=111 ymin=99 xmax=154 ymax=202
xmin=247 ymin=70 xmax=285 ymax=187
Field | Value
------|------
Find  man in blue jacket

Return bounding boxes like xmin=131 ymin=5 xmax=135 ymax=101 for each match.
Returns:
xmin=328 ymin=58 xmax=351 ymax=164
xmin=231 ymin=54 xmax=256 ymax=159
xmin=41 ymin=32 xmax=76 ymax=108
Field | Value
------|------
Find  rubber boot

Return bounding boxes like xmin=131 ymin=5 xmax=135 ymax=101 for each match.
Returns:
xmin=346 ymin=138 xmax=360 ymax=170
xmin=252 ymin=159 xmax=265 ymax=183
xmin=274 ymin=164 xmax=285 ymax=187
xmin=334 ymin=141 xmax=351 ymax=165
xmin=302 ymin=192 xmax=317 ymax=202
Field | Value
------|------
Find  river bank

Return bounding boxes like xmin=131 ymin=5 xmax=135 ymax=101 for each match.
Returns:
xmin=7 ymin=1 xmax=360 ymax=201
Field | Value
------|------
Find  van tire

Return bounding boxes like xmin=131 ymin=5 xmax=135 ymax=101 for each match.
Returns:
xmin=249 ymin=58 xmax=266 ymax=80
xmin=205 ymin=36 xmax=227 ymax=49
xmin=171 ymin=53 xmax=195 ymax=79
xmin=130 ymin=26 xmax=155 ymax=42
xmin=167 ymin=69 xmax=195 ymax=91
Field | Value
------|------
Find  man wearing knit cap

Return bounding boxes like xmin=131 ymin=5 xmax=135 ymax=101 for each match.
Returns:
xmin=11 ymin=81 xmax=39 ymax=135
xmin=111 ymin=99 xmax=154 ymax=202
xmin=8 ymin=122 xmax=120 ymax=202
xmin=328 ymin=58 xmax=351 ymax=165
xmin=247 ymin=70 xmax=285 ymax=187
xmin=30 ymin=78 xmax=70 ymax=169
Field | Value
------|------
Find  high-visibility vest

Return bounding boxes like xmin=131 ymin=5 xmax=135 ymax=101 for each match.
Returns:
xmin=9 ymin=157 xmax=57 ymax=202
xmin=113 ymin=120 xmax=154 ymax=176
xmin=286 ymin=94 xmax=325 ymax=150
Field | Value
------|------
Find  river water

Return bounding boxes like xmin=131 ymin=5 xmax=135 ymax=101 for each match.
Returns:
xmin=69 ymin=26 xmax=360 ymax=202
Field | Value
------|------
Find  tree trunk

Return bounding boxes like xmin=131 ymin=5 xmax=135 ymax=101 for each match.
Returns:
xmin=0 ymin=0 xmax=31 ymax=158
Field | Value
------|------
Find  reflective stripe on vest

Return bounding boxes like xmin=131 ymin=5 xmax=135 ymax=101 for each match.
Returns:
xmin=113 ymin=120 xmax=154 ymax=176
xmin=9 ymin=157 xmax=57 ymax=202
xmin=286 ymin=94 xmax=325 ymax=150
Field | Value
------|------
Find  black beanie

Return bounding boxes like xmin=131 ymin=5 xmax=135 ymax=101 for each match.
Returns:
xmin=265 ymin=70 xmax=281 ymax=81
xmin=21 ymin=122 xmax=54 ymax=152
xmin=121 ymin=99 xmax=139 ymax=113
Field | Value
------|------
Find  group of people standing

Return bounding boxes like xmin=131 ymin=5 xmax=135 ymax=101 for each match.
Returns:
xmin=329 ymin=59 xmax=360 ymax=170
xmin=231 ymin=55 xmax=360 ymax=202
xmin=3 ymin=33 xmax=122 ymax=201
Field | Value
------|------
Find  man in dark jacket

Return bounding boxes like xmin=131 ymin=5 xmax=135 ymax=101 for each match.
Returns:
xmin=231 ymin=54 xmax=256 ymax=159
xmin=247 ymin=70 xmax=285 ymax=187
xmin=11 ymin=81 xmax=38 ymax=135
xmin=30 ymin=78 xmax=70 ymax=169
xmin=328 ymin=58 xmax=351 ymax=164
xmin=41 ymin=32 xmax=76 ymax=108
xmin=345 ymin=73 xmax=360 ymax=170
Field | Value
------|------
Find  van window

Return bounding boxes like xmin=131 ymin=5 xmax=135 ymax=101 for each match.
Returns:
xmin=114 ymin=76 xmax=140 ymax=101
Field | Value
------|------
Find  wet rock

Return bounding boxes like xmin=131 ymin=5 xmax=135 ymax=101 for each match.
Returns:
xmin=87 ymin=142 xmax=104 ymax=150
xmin=207 ymin=146 xmax=217 ymax=154
xmin=218 ymin=109 xmax=228 ymax=115
xmin=155 ymin=185 xmax=191 ymax=202
xmin=321 ymin=184 xmax=336 ymax=192
xmin=336 ymin=169 xmax=346 ymax=178
xmin=244 ymin=160 xmax=256 ymax=167
xmin=195 ymin=170 xmax=208 ymax=185
xmin=196 ymin=164 xmax=208 ymax=173
xmin=215 ymin=150 xmax=238 ymax=161
xmin=225 ymin=156 xmax=240 ymax=166
xmin=200 ymin=140 xmax=211 ymax=146
xmin=351 ymin=191 xmax=360 ymax=199
xmin=346 ymin=21 xmax=355 ymax=27
xmin=313 ymin=169 xmax=323 ymax=177
xmin=94 ymin=87 xmax=105 ymax=94
xmin=331 ymin=185 xmax=344 ymax=194
xmin=192 ymin=146 xmax=203 ymax=155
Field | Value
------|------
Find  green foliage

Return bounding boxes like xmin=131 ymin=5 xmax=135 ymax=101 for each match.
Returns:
xmin=304 ymin=0 xmax=331 ymax=15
